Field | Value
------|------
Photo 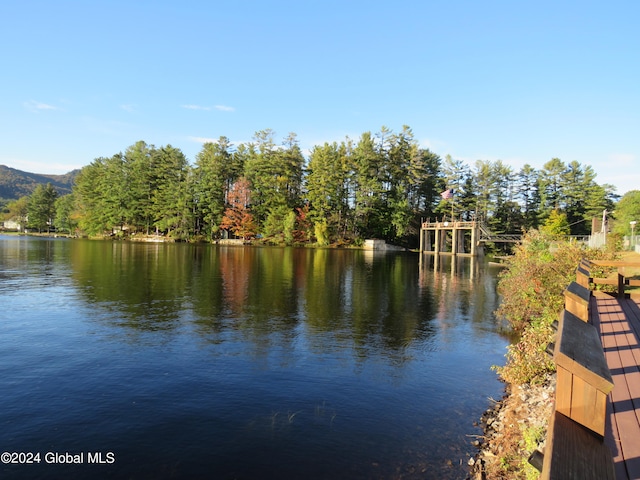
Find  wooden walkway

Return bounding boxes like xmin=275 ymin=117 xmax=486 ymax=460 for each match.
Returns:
xmin=591 ymin=292 xmax=640 ymax=480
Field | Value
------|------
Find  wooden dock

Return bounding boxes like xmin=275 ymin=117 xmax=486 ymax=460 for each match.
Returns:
xmin=591 ymin=292 xmax=640 ymax=480
xmin=418 ymin=220 xmax=522 ymax=256
xmin=536 ymin=259 xmax=640 ymax=479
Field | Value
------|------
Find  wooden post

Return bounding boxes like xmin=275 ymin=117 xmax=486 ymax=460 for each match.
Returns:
xmin=470 ymin=224 xmax=477 ymax=257
xmin=460 ymin=228 xmax=466 ymax=254
xmin=576 ymin=265 xmax=591 ymax=289
xmin=618 ymin=272 xmax=625 ymax=298
xmin=451 ymin=227 xmax=457 ymax=255
xmin=434 ymin=228 xmax=440 ymax=255
xmin=564 ymin=281 xmax=590 ymax=322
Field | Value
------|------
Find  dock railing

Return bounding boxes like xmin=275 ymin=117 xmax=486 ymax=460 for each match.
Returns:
xmin=575 ymin=259 xmax=640 ymax=298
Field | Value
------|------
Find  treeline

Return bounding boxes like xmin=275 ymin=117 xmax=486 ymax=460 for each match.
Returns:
xmin=4 ymin=126 xmax=618 ymax=245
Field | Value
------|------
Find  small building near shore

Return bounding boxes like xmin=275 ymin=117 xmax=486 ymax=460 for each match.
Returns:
xmin=0 ymin=219 xmax=23 ymax=231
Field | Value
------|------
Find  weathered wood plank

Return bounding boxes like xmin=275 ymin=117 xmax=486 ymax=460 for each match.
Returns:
xmin=595 ymin=298 xmax=628 ymax=478
xmin=595 ymin=295 xmax=640 ymax=480
xmin=555 ymin=310 xmax=614 ymax=394
xmin=541 ymin=411 xmax=615 ymax=480
xmin=566 ymin=280 xmax=591 ymax=302
xmin=605 ymin=399 xmax=628 ymax=480
xmin=607 ymin=348 xmax=640 ymax=480
xmin=581 ymin=258 xmax=595 ymax=269
xmin=564 ymin=281 xmax=590 ymax=322
xmin=555 ymin=366 xmax=573 ymax=418
xmin=576 ymin=265 xmax=592 ymax=289
xmin=590 ymin=260 xmax=640 ymax=268
xmin=592 ymin=277 xmax=620 ymax=286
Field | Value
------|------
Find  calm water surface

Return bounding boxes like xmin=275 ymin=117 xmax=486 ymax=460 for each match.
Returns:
xmin=0 ymin=236 xmax=509 ymax=479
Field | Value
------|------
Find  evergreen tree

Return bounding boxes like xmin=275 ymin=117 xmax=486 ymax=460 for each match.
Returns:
xmin=517 ymin=164 xmax=540 ymax=230
xmin=244 ymin=129 xmax=286 ymax=228
xmin=74 ymin=160 xmax=108 ymax=236
xmin=124 ymin=141 xmax=156 ymax=234
xmin=386 ymin=126 xmax=416 ymax=239
xmin=538 ymin=158 xmax=566 ymax=218
xmin=473 ymin=160 xmax=494 ymax=221
xmin=438 ymin=155 xmax=469 ymax=220
xmin=352 ymin=131 xmax=385 ymax=239
xmin=194 ymin=137 xmax=239 ymax=239
xmin=151 ymin=145 xmax=191 ymax=237
xmin=54 ymin=193 xmax=77 ymax=233
xmin=27 ymin=183 xmax=58 ymax=233
xmin=490 ymin=160 xmax=515 ymax=232
xmin=584 ymin=182 xmax=616 ymax=234
xmin=258 ymin=133 xmax=306 ymax=239
xmin=100 ymin=153 xmax=129 ymax=231
xmin=561 ymin=160 xmax=588 ymax=234
xmin=306 ymin=142 xmax=351 ymax=242
xmin=279 ymin=132 xmax=305 ymax=209
xmin=407 ymin=148 xmax=441 ymax=220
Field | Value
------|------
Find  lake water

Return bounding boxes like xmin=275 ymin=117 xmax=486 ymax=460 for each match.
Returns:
xmin=0 ymin=236 xmax=509 ymax=479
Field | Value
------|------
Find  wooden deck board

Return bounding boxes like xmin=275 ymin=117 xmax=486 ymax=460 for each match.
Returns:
xmin=593 ymin=294 xmax=640 ymax=480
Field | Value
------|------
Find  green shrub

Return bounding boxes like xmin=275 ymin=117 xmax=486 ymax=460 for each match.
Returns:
xmin=494 ymin=230 xmax=617 ymax=385
xmin=521 ymin=424 xmax=546 ymax=480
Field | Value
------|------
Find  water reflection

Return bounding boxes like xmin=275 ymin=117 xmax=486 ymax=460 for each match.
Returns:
xmin=0 ymin=236 xmax=509 ymax=480
xmin=2 ymin=237 xmax=504 ymax=361
xmin=66 ymin=243 xmax=507 ymax=359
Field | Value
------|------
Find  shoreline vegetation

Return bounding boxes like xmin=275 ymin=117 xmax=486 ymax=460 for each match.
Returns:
xmin=2 ymin=128 xmax=621 ymax=251
xmin=0 ymin=231 xmax=407 ymax=250
xmin=469 ymin=231 xmax=625 ymax=480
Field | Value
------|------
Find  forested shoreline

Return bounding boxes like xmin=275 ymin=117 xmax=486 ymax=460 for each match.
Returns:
xmin=3 ymin=126 xmax=618 ymax=245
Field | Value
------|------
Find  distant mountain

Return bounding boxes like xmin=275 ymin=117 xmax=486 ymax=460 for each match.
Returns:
xmin=0 ymin=165 xmax=80 ymax=200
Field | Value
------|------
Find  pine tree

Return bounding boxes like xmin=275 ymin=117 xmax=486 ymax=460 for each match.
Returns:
xmin=306 ymin=142 xmax=350 ymax=242
xmin=54 ymin=194 xmax=77 ymax=233
xmin=27 ymin=183 xmax=58 ymax=233
xmin=193 ymin=137 xmax=238 ymax=239
xmin=151 ymin=145 xmax=191 ymax=236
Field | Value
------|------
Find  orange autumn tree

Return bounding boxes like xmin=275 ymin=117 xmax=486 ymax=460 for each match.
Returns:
xmin=220 ymin=177 xmax=257 ymax=240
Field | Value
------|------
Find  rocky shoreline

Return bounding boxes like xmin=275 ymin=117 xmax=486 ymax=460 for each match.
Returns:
xmin=467 ymin=374 xmax=555 ymax=480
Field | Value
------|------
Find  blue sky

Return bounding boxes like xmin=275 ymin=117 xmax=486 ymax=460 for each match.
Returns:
xmin=2 ymin=0 xmax=639 ymax=195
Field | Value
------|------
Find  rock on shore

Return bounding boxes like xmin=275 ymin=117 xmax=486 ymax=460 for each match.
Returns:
xmin=468 ymin=374 xmax=555 ymax=480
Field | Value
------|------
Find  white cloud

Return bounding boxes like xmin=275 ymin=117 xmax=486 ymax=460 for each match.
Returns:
xmin=120 ymin=104 xmax=137 ymax=113
xmin=182 ymin=104 xmax=212 ymax=111
xmin=23 ymin=100 xmax=58 ymax=112
xmin=181 ymin=104 xmax=235 ymax=112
